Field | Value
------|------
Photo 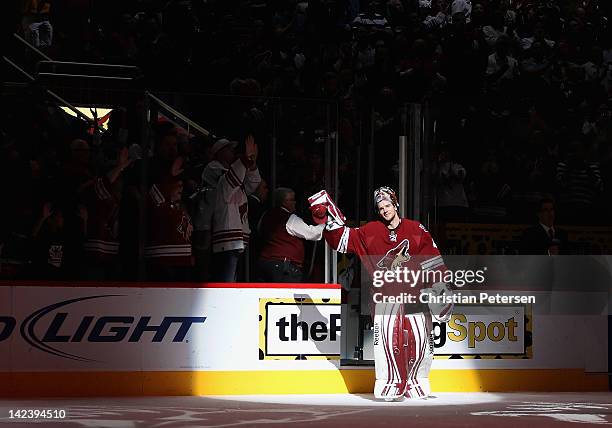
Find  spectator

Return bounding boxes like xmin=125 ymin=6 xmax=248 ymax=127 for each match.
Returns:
xmin=22 ymin=0 xmax=53 ymax=49
xmin=150 ymin=123 xmax=179 ymax=183
xmin=482 ymin=10 xmax=507 ymax=47
xmin=29 ymin=202 xmax=70 ymax=279
xmin=451 ymin=0 xmax=472 ymax=24
xmin=145 ymin=174 xmax=193 ymax=281
xmin=519 ymin=23 xmax=556 ymax=51
xmin=210 ymin=135 xmax=261 ymax=282
xmin=485 ymin=34 xmax=519 ymax=115
xmin=257 ymin=187 xmax=324 ymax=282
xmin=470 ymin=2 xmax=486 ymax=28
xmin=78 ymin=147 xmax=132 ymax=280
xmin=352 ymin=2 xmax=392 ymax=34
xmin=423 ymin=0 xmax=449 ymax=29
xmin=435 ymin=147 xmax=469 ymax=221
xmin=473 ymin=149 xmax=511 ymax=219
xmin=520 ymin=197 xmax=568 ymax=255
xmin=521 ymin=42 xmax=551 ymax=79
xmin=555 ymin=141 xmax=603 ymax=223
xmin=61 ymin=139 xmax=93 ymax=193
xmin=486 ymin=35 xmax=519 ymax=86
xmin=192 ymin=138 xmax=238 ymax=281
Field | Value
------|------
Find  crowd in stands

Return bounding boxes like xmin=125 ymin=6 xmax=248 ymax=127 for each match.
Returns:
xmin=0 ymin=95 xmax=332 ymax=281
xmin=2 ymin=0 xmax=612 ymax=279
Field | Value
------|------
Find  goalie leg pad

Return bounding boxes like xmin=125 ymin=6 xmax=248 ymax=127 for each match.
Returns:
xmin=373 ymin=303 xmax=408 ymax=400
xmin=403 ymin=312 xmax=434 ymax=399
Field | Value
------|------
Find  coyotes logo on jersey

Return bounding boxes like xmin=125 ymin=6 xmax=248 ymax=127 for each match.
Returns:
xmin=177 ymin=215 xmax=193 ymax=242
xmin=376 ymin=239 xmax=411 ymax=271
xmin=48 ymin=245 xmax=64 ymax=268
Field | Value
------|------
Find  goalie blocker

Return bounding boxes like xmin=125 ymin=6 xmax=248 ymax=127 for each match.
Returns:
xmin=309 ymin=188 xmax=453 ymax=400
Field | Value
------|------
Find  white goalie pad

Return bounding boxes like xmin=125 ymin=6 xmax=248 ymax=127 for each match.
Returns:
xmin=403 ymin=313 xmax=434 ymax=399
xmin=373 ymin=304 xmax=434 ymax=400
xmin=373 ymin=302 xmax=407 ymax=400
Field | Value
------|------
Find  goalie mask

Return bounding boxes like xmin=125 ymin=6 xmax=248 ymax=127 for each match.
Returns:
xmin=374 ymin=186 xmax=399 ymax=212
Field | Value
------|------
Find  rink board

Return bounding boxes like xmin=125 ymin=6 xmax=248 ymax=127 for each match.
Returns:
xmin=0 ymin=282 xmax=607 ymax=396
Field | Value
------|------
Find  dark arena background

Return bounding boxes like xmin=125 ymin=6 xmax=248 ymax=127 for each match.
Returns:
xmin=1 ymin=0 xmax=612 ymax=426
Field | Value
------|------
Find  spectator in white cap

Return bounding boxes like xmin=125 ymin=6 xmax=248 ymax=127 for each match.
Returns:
xmin=210 ymin=138 xmax=238 ymax=168
xmin=192 ymin=138 xmax=239 ymax=280
xmin=194 ymin=136 xmax=260 ymax=282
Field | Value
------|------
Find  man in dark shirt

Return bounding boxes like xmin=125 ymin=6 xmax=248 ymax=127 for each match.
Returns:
xmin=521 ymin=198 xmax=568 ymax=255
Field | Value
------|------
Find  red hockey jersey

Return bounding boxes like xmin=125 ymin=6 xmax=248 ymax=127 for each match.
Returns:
xmin=79 ymin=176 xmax=119 ymax=262
xmin=324 ymin=219 xmax=443 ymax=273
xmin=144 ymin=184 xmax=193 ymax=267
xmin=325 ymin=219 xmax=447 ymax=317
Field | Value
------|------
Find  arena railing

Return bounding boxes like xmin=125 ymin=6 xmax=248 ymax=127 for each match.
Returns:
xmin=2 ymin=55 xmax=100 ymax=133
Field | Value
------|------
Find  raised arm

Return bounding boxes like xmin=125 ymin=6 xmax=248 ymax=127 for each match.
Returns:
xmin=218 ymin=135 xmax=261 ymax=201
xmin=308 ymin=189 xmax=368 ymax=256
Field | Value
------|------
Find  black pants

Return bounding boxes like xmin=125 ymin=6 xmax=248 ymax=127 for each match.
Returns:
xmin=256 ymin=259 xmax=303 ymax=283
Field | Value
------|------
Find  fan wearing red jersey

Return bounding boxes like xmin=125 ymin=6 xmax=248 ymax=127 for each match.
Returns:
xmin=309 ymin=187 xmax=453 ymax=400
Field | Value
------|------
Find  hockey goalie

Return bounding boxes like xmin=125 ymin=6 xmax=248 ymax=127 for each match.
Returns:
xmin=309 ymin=187 xmax=453 ymax=400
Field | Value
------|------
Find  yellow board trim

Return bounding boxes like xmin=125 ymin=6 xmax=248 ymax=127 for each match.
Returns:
xmin=0 ymin=369 xmax=607 ymax=397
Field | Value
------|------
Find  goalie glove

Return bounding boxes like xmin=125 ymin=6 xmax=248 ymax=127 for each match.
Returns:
xmin=310 ymin=203 xmax=329 ymax=225
xmin=308 ymin=190 xmax=346 ymax=231
xmin=421 ymin=282 xmax=454 ymax=323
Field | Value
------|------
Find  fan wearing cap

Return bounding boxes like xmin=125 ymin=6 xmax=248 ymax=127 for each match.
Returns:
xmin=192 ymin=138 xmax=240 ymax=279
xmin=309 ymin=186 xmax=452 ymax=401
xmin=210 ymin=138 xmax=239 ymax=167
xmin=201 ymin=135 xmax=261 ymax=282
